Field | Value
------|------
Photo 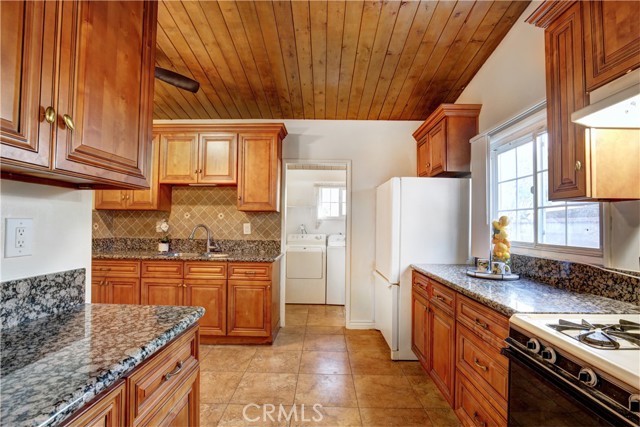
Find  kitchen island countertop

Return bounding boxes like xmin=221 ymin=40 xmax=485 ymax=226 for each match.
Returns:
xmin=411 ymin=264 xmax=640 ymax=316
xmin=0 ymin=303 xmax=204 ymax=427
xmin=92 ymin=250 xmax=283 ymax=263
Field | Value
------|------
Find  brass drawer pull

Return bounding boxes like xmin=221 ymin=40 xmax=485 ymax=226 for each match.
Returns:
xmin=244 ymin=270 xmax=256 ymax=275
xmin=475 ymin=318 xmax=489 ymax=329
xmin=435 ymin=295 xmax=446 ymax=302
xmin=474 ymin=358 xmax=488 ymax=371
xmin=164 ymin=361 xmax=184 ymax=381
xmin=473 ymin=412 xmax=486 ymax=427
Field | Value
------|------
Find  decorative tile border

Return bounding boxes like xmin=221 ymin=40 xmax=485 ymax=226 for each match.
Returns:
xmin=1 ymin=269 xmax=85 ymax=330
xmin=511 ymin=254 xmax=639 ymax=305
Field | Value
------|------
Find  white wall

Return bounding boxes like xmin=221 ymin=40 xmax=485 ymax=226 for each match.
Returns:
xmin=608 ymin=202 xmax=640 ymax=272
xmin=286 ymin=169 xmax=346 ymax=236
xmin=1 ymin=180 xmax=93 ymax=301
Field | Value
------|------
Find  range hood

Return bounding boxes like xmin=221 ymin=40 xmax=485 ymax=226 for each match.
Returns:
xmin=572 ymin=69 xmax=640 ymax=129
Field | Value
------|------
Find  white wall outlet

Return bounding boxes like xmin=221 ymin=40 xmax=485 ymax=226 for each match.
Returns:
xmin=5 ymin=218 xmax=33 ymax=257
xmin=243 ymin=223 xmax=251 ymax=235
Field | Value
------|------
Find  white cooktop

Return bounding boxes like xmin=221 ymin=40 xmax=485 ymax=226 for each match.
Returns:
xmin=510 ymin=313 xmax=640 ymax=390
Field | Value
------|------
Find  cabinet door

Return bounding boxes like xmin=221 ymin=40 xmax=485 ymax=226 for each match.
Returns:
xmin=141 ymin=279 xmax=184 ymax=306
xmin=91 ymin=278 xmax=107 ymax=304
xmin=159 ymin=133 xmax=199 ymax=183
xmin=545 ymin=2 xmax=588 ymax=200
xmin=227 ymin=280 xmax=271 ymax=337
xmin=237 ymin=133 xmax=280 ymax=212
xmin=137 ymin=367 xmax=199 ymax=427
xmin=107 ymin=278 xmax=140 ymax=305
xmin=185 ymin=279 xmax=226 ymax=336
xmin=54 ymin=1 xmax=157 ymax=187
xmin=1 ymin=1 xmax=56 ymax=168
xmin=94 ymin=190 xmax=127 ymax=210
xmin=66 ymin=381 xmax=126 ymax=427
xmin=412 ymin=292 xmax=429 ymax=366
xmin=428 ymin=119 xmax=446 ymax=177
xmin=416 ymin=139 xmax=430 ymax=177
xmin=199 ymin=133 xmax=237 ymax=184
xmin=583 ymin=1 xmax=640 ymax=91
xmin=127 ymin=135 xmax=171 ymax=210
xmin=429 ymin=305 xmax=455 ymax=404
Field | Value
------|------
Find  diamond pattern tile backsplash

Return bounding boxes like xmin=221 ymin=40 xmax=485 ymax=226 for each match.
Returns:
xmin=92 ymin=187 xmax=281 ymax=240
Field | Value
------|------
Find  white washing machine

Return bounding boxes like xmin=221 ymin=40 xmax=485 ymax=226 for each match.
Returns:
xmin=286 ymin=234 xmax=326 ymax=304
xmin=326 ymin=234 xmax=346 ymax=305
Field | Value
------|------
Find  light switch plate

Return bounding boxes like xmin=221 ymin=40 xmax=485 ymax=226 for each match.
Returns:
xmin=5 ymin=218 xmax=33 ymax=257
xmin=243 ymin=223 xmax=251 ymax=235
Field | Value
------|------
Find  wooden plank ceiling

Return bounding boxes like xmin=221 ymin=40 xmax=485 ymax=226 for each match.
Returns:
xmin=153 ymin=0 xmax=530 ymax=121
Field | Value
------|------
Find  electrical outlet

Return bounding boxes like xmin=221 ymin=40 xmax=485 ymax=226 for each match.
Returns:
xmin=5 ymin=218 xmax=33 ymax=257
xmin=243 ymin=223 xmax=251 ymax=235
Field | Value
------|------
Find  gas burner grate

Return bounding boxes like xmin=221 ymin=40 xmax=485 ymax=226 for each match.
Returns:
xmin=547 ymin=319 xmax=640 ymax=350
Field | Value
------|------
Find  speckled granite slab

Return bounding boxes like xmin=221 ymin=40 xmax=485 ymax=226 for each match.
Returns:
xmin=92 ymin=250 xmax=283 ymax=263
xmin=1 ymin=269 xmax=85 ymax=330
xmin=411 ymin=264 xmax=640 ymax=317
xmin=1 ymin=303 xmax=204 ymax=427
xmin=93 ymin=237 xmax=281 ymax=254
xmin=511 ymin=254 xmax=639 ymax=305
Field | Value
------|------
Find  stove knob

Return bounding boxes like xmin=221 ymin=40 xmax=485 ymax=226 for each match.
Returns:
xmin=540 ymin=347 xmax=557 ymax=364
xmin=526 ymin=338 xmax=541 ymax=353
xmin=578 ymin=368 xmax=598 ymax=387
xmin=630 ymin=395 xmax=640 ymax=413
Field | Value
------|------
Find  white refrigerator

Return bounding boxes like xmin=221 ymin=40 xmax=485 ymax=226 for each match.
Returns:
xmin=374 ymin=177 xmax=470 ymax=360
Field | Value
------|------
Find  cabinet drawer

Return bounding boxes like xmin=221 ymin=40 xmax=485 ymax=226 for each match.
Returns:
xmin=141 ymin=261 xmax=184 ymax=278
xmin=456 ymin=295 xmax=508 ymax=349
xmin=457 ymin=324 xmax=508 ymax=417
xmin=92 ymin=260 xmax=140 ymax=278
xmin=184 ymin=262 xmax=226 ymax=279
xmin=412 ymin=271 xmax=430 ymax=297
xmin=128 ymin=326 xmax=199 ymax=424
xmin=64 ymin=380 xmax=126 ymax=426
xmin=228 ymin=263 xmax=271 ymax=281
xmin=456 ymin=371 xmax=506 ymax=427
xmin=430 ymin=280 xmax=455 ymax=312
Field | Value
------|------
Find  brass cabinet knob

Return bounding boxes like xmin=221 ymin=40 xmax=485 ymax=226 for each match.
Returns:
xmin=121 ymin=194 xmax=126 ymax=200
xmin=44 ymin=107 xmax=56 ymax=124
xmin=575 ymin=160 xmax=582 ymax=171
xmin=426 ymin=163 xmax=430 ymax=168
xmin=62 ymin=114 xmax=75 ymax=131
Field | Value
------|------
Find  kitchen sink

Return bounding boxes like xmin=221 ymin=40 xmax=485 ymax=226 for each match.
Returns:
xmin=154 ymin=252 xmax=229 ymax=259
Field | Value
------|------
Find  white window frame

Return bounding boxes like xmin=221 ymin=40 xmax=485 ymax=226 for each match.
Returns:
xmin=489 ymin=112 xmax=604 ymax=260
xmin=316 ymin=184 xmax=347 ymax=220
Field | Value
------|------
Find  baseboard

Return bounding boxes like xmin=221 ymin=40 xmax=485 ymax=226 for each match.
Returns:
xmin=346 ymin=321 xmax=376 ymax=330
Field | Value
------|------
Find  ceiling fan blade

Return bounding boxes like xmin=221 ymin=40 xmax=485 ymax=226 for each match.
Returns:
xmin=154 ymin=67 xmax=200 ymax=93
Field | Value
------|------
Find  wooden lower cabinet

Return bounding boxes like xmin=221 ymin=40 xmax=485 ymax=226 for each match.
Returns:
xmin=141 ymin=279 xmax=184 ymax=306
xmin=429 ymin=304 xmax=456 ymax=404
xmin=63 ymin=325 xmax=200 ymax=427
xmin=411 ymin=288 xmax=429 ymax=367
xmin=92 ymin=261 xmax=141 ymax=304
xmin=227 ymin=280 xmax=271 ymax=337
xmin=185 ymin=279 xmax=226 ymax=336
xmin=456 ymin=371 xmax=506 ymax=427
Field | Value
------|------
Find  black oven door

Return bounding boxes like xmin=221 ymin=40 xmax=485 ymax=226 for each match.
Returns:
xmin=503 ymin=345 xmax=634 ymax=427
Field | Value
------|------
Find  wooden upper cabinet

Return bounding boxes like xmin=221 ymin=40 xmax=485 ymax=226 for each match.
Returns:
xmin=582 ymin=1 xmax=640 ymax=91
xmin=199 ymin=133 xmax=237 ymax=184
xmin=159 ymin=133 xmax=199 ymax=183
xmin=412 ymin=104 xmax=481 ymax=178
xmin=237 ymin=130 xmax=284 ymax=212
xmin=0 ymin=1 xmax=56 ymax=168
xmin=1 ymin=0 xmax=158 ymax=188
xmin=95 ymin=135 xmax=171 ymax=210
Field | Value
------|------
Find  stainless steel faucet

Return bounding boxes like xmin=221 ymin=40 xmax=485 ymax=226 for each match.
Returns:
xmin=188 ymin=224 xmax=215 ymax=253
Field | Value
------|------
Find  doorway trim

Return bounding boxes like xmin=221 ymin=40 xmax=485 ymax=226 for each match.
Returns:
xmin=280 ymin=159 xmax=352 ymax=328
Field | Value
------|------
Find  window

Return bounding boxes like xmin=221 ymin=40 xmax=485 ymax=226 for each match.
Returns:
xmin=317 ymin=186 xmax=346 ymax=219
xmin=491 ymin=124 xmax=601 ymax=253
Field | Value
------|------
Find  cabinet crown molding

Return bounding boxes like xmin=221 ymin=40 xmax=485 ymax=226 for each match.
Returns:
xmin=152 ymin=123 xmax=288 ymax=140
xmin=526 ymin=0 xmax=577 ymax=28
xmin=413 ymin=104 xmax=482 ymax=141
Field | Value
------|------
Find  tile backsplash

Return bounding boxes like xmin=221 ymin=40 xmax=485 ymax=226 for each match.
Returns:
xmin=93 ymin=187 xmax=281 ymax=241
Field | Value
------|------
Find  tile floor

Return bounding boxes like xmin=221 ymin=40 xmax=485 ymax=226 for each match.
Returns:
xmin=199 ymin=304 xmax=461 ymax=426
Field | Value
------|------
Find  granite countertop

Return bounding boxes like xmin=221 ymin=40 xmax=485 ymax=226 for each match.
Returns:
xmin=92 ymin=250 xmax=283 ymax=263
xmin=1 ymin=303 xmax=204 ymax=427
xmin=411 ymin=264 xmax=640 ymax=316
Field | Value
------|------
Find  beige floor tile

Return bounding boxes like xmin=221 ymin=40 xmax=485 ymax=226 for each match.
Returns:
xmin=398 ymin=362 xmax=426 ymax=377
xmin=425 ymin=408 xmax=462 ymax=427
xmin=353 ymin=375 xmax=422 ymax=409
xmin=306 ymin=312 xmax=345 ymax=327
xmin=231 ymin=373 xmax=298 ymax=405
xmin=201 ymin=347 xmax=257 ymax=372
xmin=305 ymin=326 xmax=345 ymax=335
xmin=349 ymin=350 xmax=403 ymax=376
xmin=272 ymin=334 xmax=305 ymax=351
xmin=279 ymin=325 xmax=307 ymax=335
xmin=286 ymin=304 xmax=310 ymax=313
xmin=359 ymin=408 xmax=433 ymax=426
xmin=295 ymin=374 xmax=358 ymax=407
xmin=200 ymin=371 xmax=244 ymax=404
xmin=343 ymin=328 xmax=380 ymax=336
xmin=290 ymin=407 xmax=362 ymax=427
xmin=200 ymin=344 xmax=215 ymax=359
xmin=246 ymin=349 xmax=302 ymax=373
xmin=286 ymin=312 xmax=309 ymax=326
xmin=218 ymin=404 xmax=293 ymax=426
xmin=200 ymin=403 xmax=227 ymax=426
xmin=406 ymin=375 xmax=451 ymax=409
xmin=307 ymin=305 xmax=345 ymax=315
xmin=299 ymin=351 xmax=351 ymax=375
xmin=345 ymin=334 xmax=389 ymax=352
xmin=303 ymin=334 xmax=347 ymax=352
